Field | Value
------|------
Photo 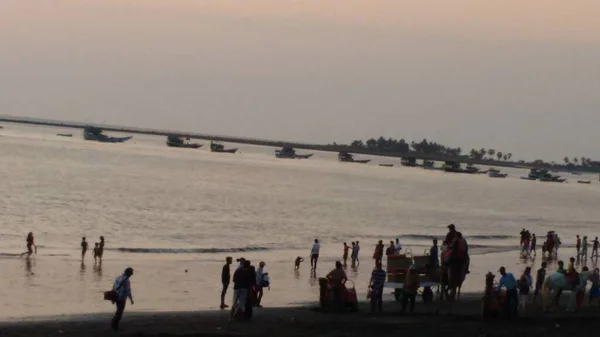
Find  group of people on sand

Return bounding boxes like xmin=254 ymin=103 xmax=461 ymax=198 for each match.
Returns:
xmin=81 ymin=236 xmax=105 ymax=263
xmin=220 ymin=257 xmax=270 ymax=320
xmin=575 ymin=234 xmax=600 ymax=260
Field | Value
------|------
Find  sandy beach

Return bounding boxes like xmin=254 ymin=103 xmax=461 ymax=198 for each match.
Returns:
xmin=2 ymin=295 xmax=600 ymax=337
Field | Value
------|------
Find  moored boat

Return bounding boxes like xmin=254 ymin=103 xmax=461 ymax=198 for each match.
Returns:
xmin=338 ymin=152 xmax=370 ymax=164
xmin=210 ymin=141 xmax=238 ymax=153
xmin=443 ymin=161 xmax=480 ymax=174
xmin=578 ymin=180 xmax=591 ymax=184
xmin=488 ymin=171 xmax=508 ymax=178
xmin=275 ymin=146 xmax=313 ymax=159
xmin=379 ymin=164 xmax=394 ymax=167
xmin=166 ymin=135 xmax=202 ymax=148
xmin=400 ymin=157 xmax=417 ymax=167
xmin=83 ymin=126 xmax=132 ymax=143
xmin=56 ymin=133 xmax=73 ymax=137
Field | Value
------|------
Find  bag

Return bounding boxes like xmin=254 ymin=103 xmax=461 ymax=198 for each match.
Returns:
xmin=104 ymin=277 xmax=126 ymax=304
xmin=261 ymin=274 xmax=270 ymax=288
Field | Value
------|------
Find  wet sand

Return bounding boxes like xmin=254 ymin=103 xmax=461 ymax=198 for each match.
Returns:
xmin=2 ymin=295 xmax=600 ymax=337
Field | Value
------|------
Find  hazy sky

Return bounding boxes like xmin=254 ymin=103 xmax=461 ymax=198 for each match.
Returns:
xmin=1 ymin=1 xmax=599 ymax=160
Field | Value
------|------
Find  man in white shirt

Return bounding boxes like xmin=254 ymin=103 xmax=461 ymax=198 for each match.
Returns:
xmin=394 ymin=238 xmax=403 ymax=255
xmin=111 ymin=267 xmax=134 ymax=331
xmin=310 ymin=239 xmax=320 ymax=270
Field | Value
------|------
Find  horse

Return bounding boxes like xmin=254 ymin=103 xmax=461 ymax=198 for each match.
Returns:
xmin=542 ymin=271 xmax=590 ymax=311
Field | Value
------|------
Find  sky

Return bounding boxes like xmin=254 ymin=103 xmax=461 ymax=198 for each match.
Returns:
xmin=1 ymin=1 xmax=599 ymax=161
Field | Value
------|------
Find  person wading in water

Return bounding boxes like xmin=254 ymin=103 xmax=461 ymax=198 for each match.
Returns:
xmin=20 ymin=232 xmax=37 ymax=258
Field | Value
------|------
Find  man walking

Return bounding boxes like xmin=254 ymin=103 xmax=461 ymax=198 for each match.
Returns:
xmin=368 ymin=262 xmax=387 ymax=313
xmin=593 ymin=237 xmax=599 ymax=258
xmin=111 ymin=267 xmax=134 ymax=331
xmin=220 ymin=257 xmax=233 ymax=309
xmin=576 ymin=235 xmax=581 ymax=258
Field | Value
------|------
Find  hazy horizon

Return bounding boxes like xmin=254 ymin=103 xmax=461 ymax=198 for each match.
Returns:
xmin=1 ymin=1 xmax=599 ymax=161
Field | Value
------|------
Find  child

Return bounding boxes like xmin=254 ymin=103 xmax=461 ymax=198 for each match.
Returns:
xmin=93 ymin=243 xmax=100 ymax=263
xmin=294 ymin=257 xmax=304 ymax=270
xmin=81 ymin=237 xmax=88 ymax=260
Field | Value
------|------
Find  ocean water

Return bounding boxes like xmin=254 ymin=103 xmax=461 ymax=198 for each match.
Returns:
xmin=1 ymin=123 xmax=599 ymax=320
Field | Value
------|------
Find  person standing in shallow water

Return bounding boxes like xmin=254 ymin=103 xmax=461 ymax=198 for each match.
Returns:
xmin=98 ymin=236 xmax=105 ymax=263
xmin=20 ymin=232 xmax=37 ymax=258
xmin=373 ymin=240 xmax=384 ymax=265
xmin=310 ymin=239 xmax=320 ymax=271
xmin=220 ymin=257 xmax=232 ymax=310
xmin=530 ymin=234 xmax=537 ymax=256
xmin=111 ymin=267 xmax=134 ymax=331
xmin=81 ymin=237 xmax=88 ymax=261
xmin=343 ymin=242 xmax=349 ymax=265
xmin=593 ymin=237 xmax=599 ymax=258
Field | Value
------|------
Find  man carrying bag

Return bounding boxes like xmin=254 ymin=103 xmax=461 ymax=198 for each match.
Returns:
xmin=105 ymin=267 xmax=134 ymax=331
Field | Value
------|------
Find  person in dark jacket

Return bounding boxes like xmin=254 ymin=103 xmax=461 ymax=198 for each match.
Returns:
xmin=244 ymin=261 xmax=256 ymax=319
xmin=231 ymin=261 xmax=250 ymax=319
xmin=220 ymin=257 xmax=233 ymax=309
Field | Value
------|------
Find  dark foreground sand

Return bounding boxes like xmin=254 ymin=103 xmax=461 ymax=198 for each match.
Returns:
xmin=2 ymin=296 xmax=600 ymax=337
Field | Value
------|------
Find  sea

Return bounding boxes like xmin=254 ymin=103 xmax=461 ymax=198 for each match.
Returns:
xmin=1 ymin=123 xmax=599 ymax=320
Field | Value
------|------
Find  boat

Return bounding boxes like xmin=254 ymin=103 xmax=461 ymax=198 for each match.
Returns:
xmin=210 ymin=141 xmax=238 ymax=153
xmin=275 ymin=146 xmax=313 ymax=159
xmin=56 ymin=133 xmax=73 ymax=137
xmin=83 ymin=126 xmax=132 ymax=143
xmin=571 ymin=172 xmax=583 ymax=176
xmin=539 ymin=176 xmax=566 ymax=183
xmin=379 ymin=164 xmax=394 ymax=167
xmin=521 ymin=168 xmax=565 ymax=183
xmin=338 ymin=152 xmax=370 ymax=164
xmin=443 ymin=161 xmax=480 ymax=174
xmin=488 ymin=171 xmax=508 ymax=178
xmin=577 ymin=180 xmax=591 ymax=184
xmin=423 ymin=161 xmax=443 ymax=170
xmin=166 ymin=135 xmax=202 ymax=148
xmin=400 ymin=157 xmax=417 ymax=167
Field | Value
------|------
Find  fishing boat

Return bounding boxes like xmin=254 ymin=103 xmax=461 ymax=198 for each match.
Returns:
xmin=275 ymin=146 xmax=313 ymax=159
xmin=379 ymin=164 xmax=394 ymax=167
xmin=488 ymin=171 xmax=508 ymax=178
xmin=210 ymin=141 xmax=238 ymax=153
xmin=577 ymin=180 xmax=591 ymax=184
xmin=166 ymin=136 xmax=202 ymax=148
xmin=443 ymin=161 xmax=480 ymax=174
xmin=83 ymin=126 xmax=132 ymax=143
xmin=56 ymin=133 xmax=73 ymax=137
xmin=539 ymin=176 xmax=566 ymax=183
xmin=400 ymin=157 xmax=417 ymax=167
xmin=338 ymin=152 xmax=370 ymax=164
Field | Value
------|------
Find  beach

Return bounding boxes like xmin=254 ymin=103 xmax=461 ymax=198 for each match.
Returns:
xmin=1 ymin=123 xmax=600 ymax=322
xmin=3 ymin=298 xmax=600 ymax=337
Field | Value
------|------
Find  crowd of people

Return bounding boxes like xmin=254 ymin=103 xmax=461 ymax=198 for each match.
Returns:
xmin=221 ymin=257 xmax=270 ymax=320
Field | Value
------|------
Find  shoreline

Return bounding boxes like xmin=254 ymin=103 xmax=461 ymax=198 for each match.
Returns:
xmin=2 ymin=296 xmax=600 ymax=337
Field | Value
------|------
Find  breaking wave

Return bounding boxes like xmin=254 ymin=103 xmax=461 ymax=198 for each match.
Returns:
xmin=400 ymin=234 xmax=514 ymax=241
xmin=109 ymin=246 xmax=271 ymax=254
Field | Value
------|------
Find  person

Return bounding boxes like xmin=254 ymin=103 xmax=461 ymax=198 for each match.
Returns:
xmin=430 ymin=239 xmax=439 ymax=268
xmin=443 ymin=224 xmax=457 ymax=246
xmin=220 ymin=257 xmax=233 ymax=309
xmin=245 ymin=261 xmax=257 ymax=319
xmin=93 ymin=243 xmax=100 ymax=264
xmin=519 ymin=229 xmax=527 ymax=247
xmin=394 ymin=238 xmax=403 ymax=255
xmin=556 ymin=260 xmax=566 ymax=274
xmin=350 ymin=242 xmax=357 ymax=265
xmin=98 ymin=236 xmax=105 ymax=264
xmin=556 ymin=234 xmax=562 ymax=254
xmin=326 ymin=261 xmax=348 ymax=311
xmin=310 ymin=239 xmax=320 ymax=270
xmin=582 ymin=236 xmax=589 ymax=260
xmin=20 ymin=232 xmax=36 ymax=258
xmin=231 ymin=260 xmax=250 ymax=319
xmin=576 ymin=235 xmax=581 ymax=257
xmin=402 ymin=266 xmax=420 ymax=314
xmin=518 ymin=267 xmax=532 ymax=310
xmin=294 ymin=257 xmax=304 ymax=270
xmin=355 ymin=241 xmax=361 ymax=265
xmin=386 ymin=241 xmax=395 ymax=256
xmin=81 ymin=237 xmax=88 ymax=260
xmin=343 ymin=243 xmax=349 ymax=265
xmin=255 ymin=261 xmax=268 ymax=307
xmin=593 ymin=237 xmax=599 ymax=258
xmin=368 ymin=262 xmax=387 ymax=313
xmin=533 ymin=262 xmax=547 ymax=301
xmin=111 ymin=267 xmax=134 ymax=331
xmin=568 ymin=257 xmax=576 ymax=273
xmin=373 ymin=240 xmax=384 ymax=265
xmin=236 ymin=257 xmax=246 ymax=270
xmin=497 ymin=266 xmax=518 ymax=318
xmin=522 ymin=232 xmax=530 ymax=256
xmin=530 ymin=233 xmax=537 ymax=255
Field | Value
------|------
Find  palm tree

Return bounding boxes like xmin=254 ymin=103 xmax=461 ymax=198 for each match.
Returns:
xmin=564 ymin=157 xmax=570 ymax=164
xmin=497 ymin=152 xmax=503 ymax=160
xmin=488 ymin=149 xmax=496 ymax=159
xmin=507 ymin=153 xmax=512 ymax=161
xmin=503 ymin=154 xmax=509 ymax=161
xmin=573 ymin=158 xmax=579 ymax=165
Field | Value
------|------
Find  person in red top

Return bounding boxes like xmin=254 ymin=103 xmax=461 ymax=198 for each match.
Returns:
xmin=342 ymin=243 xmax=349 ymax=265
xmin=373 ymin=240 xmax=385 ymax=265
